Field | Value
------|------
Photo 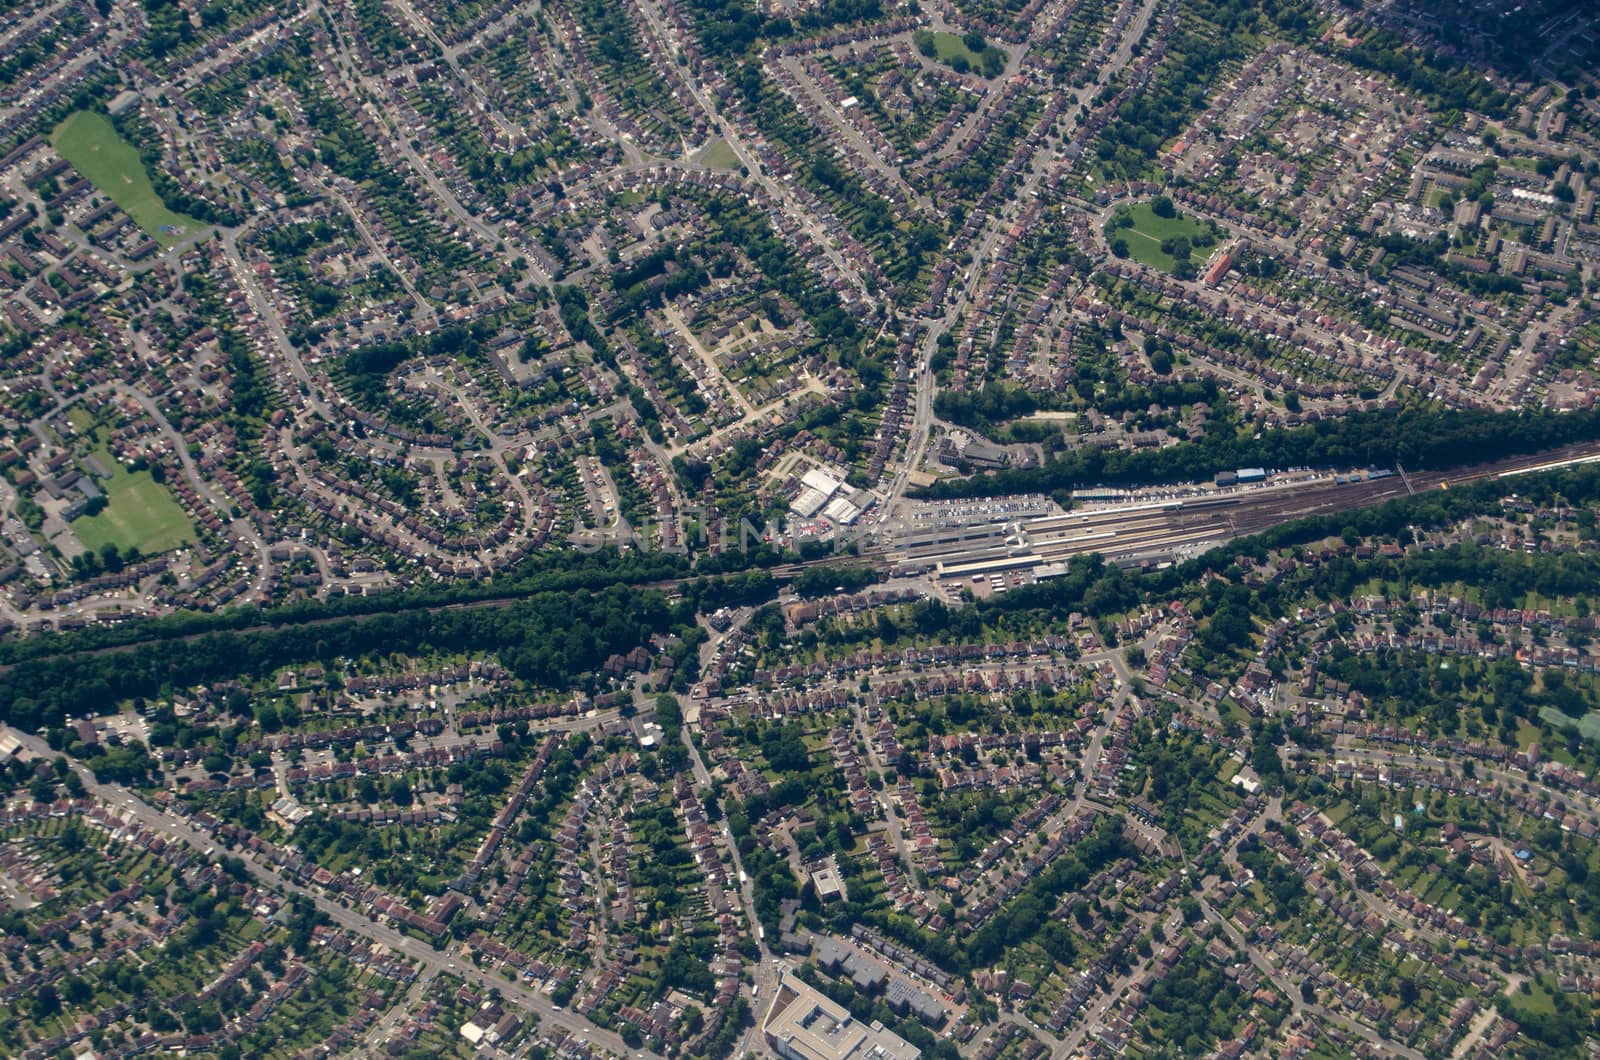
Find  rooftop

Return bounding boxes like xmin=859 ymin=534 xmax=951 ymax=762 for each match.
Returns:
xmin=762 ymin=972 xmax=918 ymax=1060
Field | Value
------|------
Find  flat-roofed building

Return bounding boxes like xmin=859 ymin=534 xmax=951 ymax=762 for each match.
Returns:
xmin=811 ymin=860 xmax=848 ymax=902
xmin=762 ymin=971 xmax=918 ymax=1060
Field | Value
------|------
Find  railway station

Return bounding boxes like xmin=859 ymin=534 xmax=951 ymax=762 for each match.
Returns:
xmin=877 ymin=466 xmax=1409 ymax=590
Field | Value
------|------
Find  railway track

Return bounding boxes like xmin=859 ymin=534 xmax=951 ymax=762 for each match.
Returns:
xmin=6 ymin=441 xmax=1600 ymax=669
xmin=0 ymin=561 xmax=859 ymax=672
xmin=891 ymin=441 xmax=1600 ymax=572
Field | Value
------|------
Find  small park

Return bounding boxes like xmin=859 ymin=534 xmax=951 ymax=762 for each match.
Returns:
xmin=1105 ymin=196 xmax=1220 ymax=278
xmin=51 ymin=110 xmax=203 ymax=246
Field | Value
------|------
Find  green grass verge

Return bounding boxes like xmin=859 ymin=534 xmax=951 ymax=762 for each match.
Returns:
xmin=697 ymin=138 xmax=741 ymax=170
xmin=51 ymin=111 xmax=204 ymax=246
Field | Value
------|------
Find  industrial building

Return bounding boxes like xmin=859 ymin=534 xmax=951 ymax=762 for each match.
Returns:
xmin=792 ymin=467 xmax=847 ymax=519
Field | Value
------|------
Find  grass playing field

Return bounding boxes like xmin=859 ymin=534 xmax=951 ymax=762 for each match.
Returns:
xmin=51 ymin=110 xmax=203 ymax=246
xmin=72 ymin=450 xmax=195 ymax=556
